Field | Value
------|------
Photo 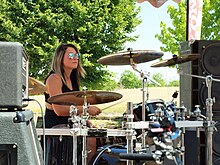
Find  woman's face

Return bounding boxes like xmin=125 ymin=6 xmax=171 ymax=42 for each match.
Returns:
xmin=62 ymin=47 xmax=79 ymax=69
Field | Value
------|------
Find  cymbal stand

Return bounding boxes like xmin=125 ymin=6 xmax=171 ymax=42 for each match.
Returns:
xmin=129 ymin=56 xmax=160 ymax=148
xmin=178 ymin=69 xmax=219 ymax=165
xmin=81 ymin=87 xmax=89 ymax=165
xmin=68 ymin=105 xmax=80 ymax=165
xmin=126 ymin=102 xmax=134 ymax=165
xmin=204 ymin=75 xmax=215 ymax=165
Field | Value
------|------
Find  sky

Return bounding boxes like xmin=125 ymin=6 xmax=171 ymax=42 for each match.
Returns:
xmin=108 ymin=1 xmax=179 ymax=82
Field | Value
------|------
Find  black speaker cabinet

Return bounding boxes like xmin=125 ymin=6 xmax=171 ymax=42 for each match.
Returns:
xmin=180 ymin=40 xmax=220 ymax=120
xmin=180 ymin=40 xmax=220 ymax=165
xmin=0 ymin=110 xmax=43 ymax=165
xmin=0 ymin=42 xmax=29 ymax=109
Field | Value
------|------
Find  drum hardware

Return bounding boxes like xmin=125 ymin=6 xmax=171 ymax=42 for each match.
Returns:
xmin=68 ymin=105 xmax=81 ymax=128
xmin=150 ymin=53 xmax=199 ymax=67
xmin=48 ymin=87 xmax=123 ymax=165
xmin=68 ymin=105 xmax=81 ymax=165
xmin=47 ymin=90 xmax=122 ymax=106
xmin=97 ymin=48 xmax=164 ymax=65
xmin=175 ymin=103 xmax=187 ymax=165
xmin=175 ymin=103 xmax=187 ymax=121
xmin=130 ymin=59 xmax=161 ymax=150
xmin=126 ymin=102 xmax=134 ymax=165
xmin=98 ymin=48 xmax=163 ymax=152
xmin=154 ymin=104 xmax=165 ymax=120
xmin=178 ymin=70 xmax=220 ymax=165
xmin=190 ymin=105 xmax=206 ymax=120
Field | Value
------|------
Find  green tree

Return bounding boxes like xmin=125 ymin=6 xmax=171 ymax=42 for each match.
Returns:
xmin=0 ymin=0 xmax=141 ymax=89
xmin=155 ymin=0 xmax=220 ymax=55
xmin=167 ymin=80 xmax=179 ymax=87
xmin=83 ymin=70 xmax=118 ymax=90
xmin=119 ymin=70 xmax=142 ymax=89
xmin=148 ymin=72 xmax=166 ymax=87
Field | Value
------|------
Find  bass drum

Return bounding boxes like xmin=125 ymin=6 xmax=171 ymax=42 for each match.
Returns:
xmin=133 ymin=99 xmax=166 ymax=122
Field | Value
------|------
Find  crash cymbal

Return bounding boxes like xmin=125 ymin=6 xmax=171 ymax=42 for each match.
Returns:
xmin=28 ymin=77 xmax=46 ymax=95
xmin=47 ymin=91 xmax=123 ymax=105
xmin=151 ymin=54 xmax=200 ymax=67
xmin=98 ymin=50 xmax=163 ymax=65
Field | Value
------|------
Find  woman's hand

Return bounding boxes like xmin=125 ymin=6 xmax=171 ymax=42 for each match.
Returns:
xmin=87 ymin=106 xmax=101 ymax=116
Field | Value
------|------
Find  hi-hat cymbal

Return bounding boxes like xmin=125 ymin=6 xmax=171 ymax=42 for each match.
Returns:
xmin=47 ymin=91 xmax=123 ymax=105
xmin=150 ymin=54 xmax=200 ymax=67
xmin=28 ymin=77 xmax=46 ymax=95
xmin=98 ymin=50 xmax=164 ymax=65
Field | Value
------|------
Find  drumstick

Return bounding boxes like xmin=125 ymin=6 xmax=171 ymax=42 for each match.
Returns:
xmin=100 ymin=99 xmax=129 ymax=111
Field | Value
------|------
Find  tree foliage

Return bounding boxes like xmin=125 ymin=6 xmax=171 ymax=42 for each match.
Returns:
xmin=0 ymin=0 xmax=141 ymax=89
xmin=119 ymin=70 xmax=142 ymax=89
xmin=148 ymin=72 xmax=166 ymax=87
xmin=167 ymin=80 xmax=179 ymax=87
xmin=155 ymin=0 xmax=220 ymax=55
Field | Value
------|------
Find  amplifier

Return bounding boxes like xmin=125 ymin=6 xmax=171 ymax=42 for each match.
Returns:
xmin=0 ymin=42 xmax=29 ymax=109
xmin=0 ymin=110 xmax=43 ymax=164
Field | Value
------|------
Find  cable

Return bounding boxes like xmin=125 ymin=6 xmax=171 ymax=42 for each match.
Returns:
xmin=92 ymin=144 xmax=125 ymax=165
xmin=23 ymin=98 xmax=46 ymax=165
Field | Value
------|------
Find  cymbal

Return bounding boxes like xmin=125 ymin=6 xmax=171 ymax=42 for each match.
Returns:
xmin=47 ymin=91 xmax=123 ymax=105
xmin=28 ymin=77 xmax=46 ymax=95
xmin=150 ymin=54 xmax=200 ymax=67
xmin=98 ymin=50 xmax=164 ymax=65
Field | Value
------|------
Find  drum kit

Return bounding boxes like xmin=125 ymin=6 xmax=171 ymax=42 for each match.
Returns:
xmin=34 ymin=49 xmax=218 ymax=165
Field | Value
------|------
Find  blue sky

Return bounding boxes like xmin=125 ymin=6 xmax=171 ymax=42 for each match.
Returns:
xmin=108 ymin=1 xmax=179 ymax=82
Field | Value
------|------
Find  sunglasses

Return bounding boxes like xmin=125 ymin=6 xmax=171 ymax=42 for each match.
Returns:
xmin=68 ymin=53 xmax=80 ymax=60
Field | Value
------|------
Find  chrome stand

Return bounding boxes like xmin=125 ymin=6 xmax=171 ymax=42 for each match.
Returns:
xmin=68 ymin=105 xmax=79 ymax=165
xmin=130 ymin=58 xmax=160 ymax=149
xmin=81 ymin=88 xmax=90 ymax=165
xmin=68 ymin=87 xmax=90 ymax=165
xmin=178 ymin=69 xmax=220 ymax=165
xmin=126 ymin=102 xmax=134 ymax=165
xmin=204 ymin=76 xmax=215 ymax=165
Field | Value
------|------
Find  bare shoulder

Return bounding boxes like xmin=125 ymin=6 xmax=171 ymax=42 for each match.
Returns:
xmin=46 ymin=73 xmax=61 ymax=83
xmin=46 ymin=73 xmax=62 ymax=88
xmin=46 ymin=73 xmax=63 ymax=95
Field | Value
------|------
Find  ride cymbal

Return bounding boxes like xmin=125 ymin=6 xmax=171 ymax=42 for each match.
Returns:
xmin=150 ymin=54 xmax=200 ymax=67
xmin=28 ymin=77 xmax=46 ymax=95
xmin=48 ymin=91 xmax=123 ymax=106
xmin=98 ymin=50 xmax=164 ymax=65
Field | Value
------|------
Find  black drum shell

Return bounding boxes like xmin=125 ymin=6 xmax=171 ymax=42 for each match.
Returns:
xmin=133 ymin=99 xmax=165 ymax=122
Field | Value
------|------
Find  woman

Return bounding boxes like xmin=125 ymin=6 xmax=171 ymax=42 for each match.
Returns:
xmin=44 ymin=43 xmax=101 ymax=164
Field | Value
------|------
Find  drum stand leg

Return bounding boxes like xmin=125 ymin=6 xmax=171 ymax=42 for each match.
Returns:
xmin=127 ymin=102 xmax=134 ymax=165
xmin=130 ymin=63 xmax=160 ymax=149
xmin=82 ymin=135 xmax=87 ymax=165
xmin=81 ymin=88 xmax=90 ymax=165
xmin=205 ymin=76 xmax=215 ymax=165
xmin=69 ymin=105 xmax=79 ymax=165
xmin=141 ymin=77 xmax=147 ymax=148
xmin=68 ymin=102 xmax=88 ymax=165
xmin=72 ymin=136 xmax=78 ymax=165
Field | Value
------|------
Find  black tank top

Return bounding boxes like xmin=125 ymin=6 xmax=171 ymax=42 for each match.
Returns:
xmin=44 ymin=70 xmax=79 ymax=128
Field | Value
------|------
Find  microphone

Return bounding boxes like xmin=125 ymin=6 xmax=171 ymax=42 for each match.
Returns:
xmin=119 ymin=153 xmax=155 ymax=161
